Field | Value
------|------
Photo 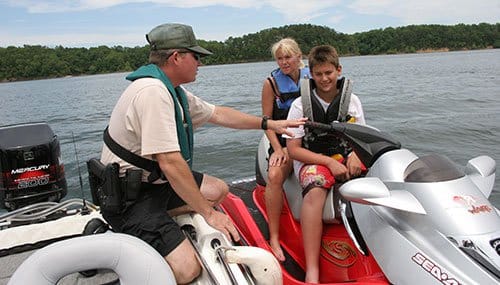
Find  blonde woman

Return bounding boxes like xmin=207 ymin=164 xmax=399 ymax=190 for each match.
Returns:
xmin=261 ymin=38 xmax=310 ymax=262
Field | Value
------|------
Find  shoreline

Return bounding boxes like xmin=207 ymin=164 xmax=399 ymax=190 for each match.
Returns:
xmin=1 ymin=47 xmax=496 ymax=83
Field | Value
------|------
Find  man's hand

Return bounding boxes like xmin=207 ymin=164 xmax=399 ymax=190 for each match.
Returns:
xmin=268 ymin=118 xmax=307 ymax=137
xmin=203 ymin=209 xmax=240 ymax=242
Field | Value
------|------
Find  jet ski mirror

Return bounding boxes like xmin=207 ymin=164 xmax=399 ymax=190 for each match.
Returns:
xmin=339 ymin=177 xmax=426 ymax=214
xmin=465 ymin=155 xmax=496 ymax=198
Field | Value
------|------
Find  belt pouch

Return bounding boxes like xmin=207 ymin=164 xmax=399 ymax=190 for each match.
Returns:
xmin=124 ymin=168 xmax=142 ymax=201
xmin=101 ymin=162 xmax=124 ymax=214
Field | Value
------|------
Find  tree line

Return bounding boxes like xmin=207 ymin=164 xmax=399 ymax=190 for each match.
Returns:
xmin=1 ymin=23 xmax=498 ymax=82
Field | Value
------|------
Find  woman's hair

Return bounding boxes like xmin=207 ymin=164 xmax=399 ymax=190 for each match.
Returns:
xmin=308 ymin=45 xmax=340 ymax=71
xmin=271 ymin=38 xmax=305 ymax=68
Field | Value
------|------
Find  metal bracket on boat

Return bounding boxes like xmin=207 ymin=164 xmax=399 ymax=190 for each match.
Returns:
xmin=182 ymin=227 xmax=220 ymax=284
xmin=183 ymin=230 xmax=242 ymax=285
xmin=213 ymin=243 xmax=239 ymax=285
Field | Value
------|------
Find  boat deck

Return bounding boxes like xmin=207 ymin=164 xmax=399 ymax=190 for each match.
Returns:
xmin=0 ymin=180 xmax=262 ymax=285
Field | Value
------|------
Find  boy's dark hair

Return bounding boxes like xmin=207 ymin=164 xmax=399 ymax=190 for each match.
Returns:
xmin=308 ymin=45 xmax=340 ymax=71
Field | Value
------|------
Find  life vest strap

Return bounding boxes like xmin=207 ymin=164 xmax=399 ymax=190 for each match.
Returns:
xmin=103 ymin=127 xmax=164 ymax=182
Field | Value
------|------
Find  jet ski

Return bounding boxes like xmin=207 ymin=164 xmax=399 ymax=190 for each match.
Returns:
xmin=220 ymin=121 xmax=500 ymax=284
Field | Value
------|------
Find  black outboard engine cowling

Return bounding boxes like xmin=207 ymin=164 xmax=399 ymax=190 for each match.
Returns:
xmin=0 ymin=122 xmax=67 ymax=211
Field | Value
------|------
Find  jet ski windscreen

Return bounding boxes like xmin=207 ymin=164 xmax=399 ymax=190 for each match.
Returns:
xmin=404 ymin=154 xmax=465 ymax=183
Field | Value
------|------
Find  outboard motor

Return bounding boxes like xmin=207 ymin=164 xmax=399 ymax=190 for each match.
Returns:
xmin=0 ymin=122 xmax=67 ymax=211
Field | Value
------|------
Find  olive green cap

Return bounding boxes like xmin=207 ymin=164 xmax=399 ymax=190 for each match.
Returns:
xmin=146 ymin=23 xmax=212 ymax=56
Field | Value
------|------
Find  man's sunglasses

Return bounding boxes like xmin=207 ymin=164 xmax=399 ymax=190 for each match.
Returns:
xmin=178 ymin=51 xmax=202 ymax=61
xmin=165 ymin=50 xmax=202 ymax=62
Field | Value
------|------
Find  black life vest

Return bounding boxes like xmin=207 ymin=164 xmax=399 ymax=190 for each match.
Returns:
xmin=301 ymin=77 xmax=353 ymax=157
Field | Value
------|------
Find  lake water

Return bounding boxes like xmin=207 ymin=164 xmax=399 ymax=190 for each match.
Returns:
xmin=1 ymin=49 xmax=499 ymax=209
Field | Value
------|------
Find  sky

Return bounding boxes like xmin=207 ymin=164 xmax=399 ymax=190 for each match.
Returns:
xmin=1 ymin=0 xmax=499 ymax=48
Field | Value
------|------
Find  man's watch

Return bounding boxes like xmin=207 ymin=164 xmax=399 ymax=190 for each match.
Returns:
xmin=261 ymin=116 xmax=270 ymax=130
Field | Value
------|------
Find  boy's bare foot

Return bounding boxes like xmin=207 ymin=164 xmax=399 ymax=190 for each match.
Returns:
xmin=305 ymin=268 xmax=320 ymax=283
xmin=270 ymin=239 xmax=285 ymax=262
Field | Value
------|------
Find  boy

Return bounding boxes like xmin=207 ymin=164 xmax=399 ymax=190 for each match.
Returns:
xmin=285 ymin=45 xmax=366 ymax=283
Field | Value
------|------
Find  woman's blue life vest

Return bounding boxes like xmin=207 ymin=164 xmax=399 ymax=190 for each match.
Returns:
xmin=267 ymin=67 xmax=310 ymax=149
xmin=301 ymin=77 xmax=354 ymax=158
xmin=269 ymin=67 xmax=310 ymax=121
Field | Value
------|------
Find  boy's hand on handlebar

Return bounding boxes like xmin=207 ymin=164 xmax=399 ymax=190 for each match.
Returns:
xmin=346 ymin=153 xmax=363 ymax=178
xmin=327 ymin=159 xmax=349 ymax=182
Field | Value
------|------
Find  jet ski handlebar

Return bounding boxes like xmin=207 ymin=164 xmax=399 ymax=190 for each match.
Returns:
xmin=303 ymin=120 xmax=401 ymax=167
xmin=304 ymin=120 xmax=345 ymax=133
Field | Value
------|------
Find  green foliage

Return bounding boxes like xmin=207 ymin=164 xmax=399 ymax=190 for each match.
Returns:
xmin=0 ymin=23 xmax=498 ymax=82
